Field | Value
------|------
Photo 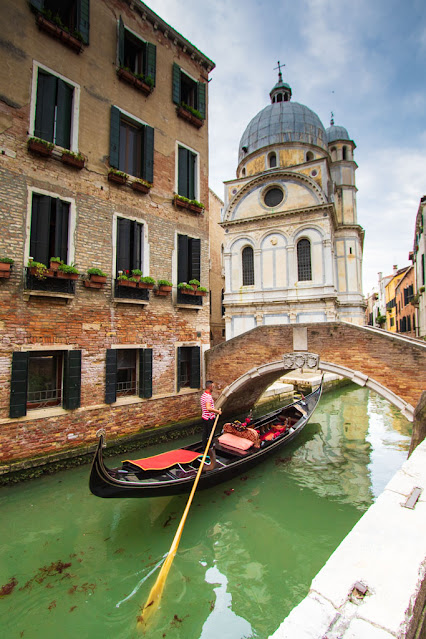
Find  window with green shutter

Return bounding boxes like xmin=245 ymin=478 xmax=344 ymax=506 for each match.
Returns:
xmin=34 ymin=69 xmax=74 ymax=149
xmin=109 ymin=106 xmax=154 ymax=182
xmin=105 ymin=348 xmax=153 ymax=402
xmin=30 ymin=0 xmax=90 ymax=44
xmin=172 ymin=63 xmax=206 ymax=120
xmin=116 ymin=217 xmax=143 ymax=277
xmin=30 ymin=193 xmax=70 ymax=265
xmin=177 ymin=346 xmax=200 ymax=391
xmin=118 ymin=16 xmax=156 ymax=87
xmin=178 ymin=146 xmax=197 ymax=199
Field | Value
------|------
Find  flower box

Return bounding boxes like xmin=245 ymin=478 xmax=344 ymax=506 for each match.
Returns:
xmin=117 ymin=279 xmax=136 ymax=288
xmin=134 ymin=78 xmax=153 ymax=96
xmin=61 ymin=153 xmax=85 ymax=169
xmin=84 ymin=280 xmax=104 ymax=289
xmin=174 ymin=197 xmax=190 ymax=210
xmin=0 ymin=262 xmax=12 ymax=272
xmin=176 ymin=105 xmax=203 ymax=129
xmin=36 ymin=15 xmax=83 ymax=54
xmin=131 ymin=181 xmax=151 ymax=194
xmin=154 ymin=285 xmax=172 ymax=296
xmin=89 ymin=274 xmax=107 ymax=284
xmin=28 ymin=138 xmax=53 ymax=157
xmin=138 ymin=281 xmax=154 ymax=289
xmin=57 ymin=270 xmax=79 ymax=280
xmin=117 ymin=67 xmax=153 ymax=96
xmin=194 ymin=289 xmax=207 ymax=296
xmin=189 ymin=204 xmax=204 ymax=214
xmin=108 ymin=171 xmax=127 ymax=185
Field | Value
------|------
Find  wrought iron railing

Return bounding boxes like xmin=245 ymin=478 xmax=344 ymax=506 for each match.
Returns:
xmin=177 ymin=290 xmax=203 ymax=306
xmin=25 ymin=268 xmax=76 ymax=294
xmin=114 ymin=281 xmax=150 ymax=301
xmin=27 ymin=386 xmax=62 ymax=408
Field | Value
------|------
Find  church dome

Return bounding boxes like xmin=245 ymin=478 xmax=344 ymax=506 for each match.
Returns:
xmin=238 ymin=101 xmax=328 ymax=162
xmin=326 ymin=124 xmax=350 ymax=143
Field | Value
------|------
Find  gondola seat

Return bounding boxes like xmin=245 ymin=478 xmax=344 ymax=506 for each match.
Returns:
xmin=217 ymin=433 xmax=253 ymax=451
xmin=222 ymin=423 xmax=260 ymax=448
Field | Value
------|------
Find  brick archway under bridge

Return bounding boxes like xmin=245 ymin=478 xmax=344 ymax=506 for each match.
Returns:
xmin=205 ymin=322 xmax=426 ymax=423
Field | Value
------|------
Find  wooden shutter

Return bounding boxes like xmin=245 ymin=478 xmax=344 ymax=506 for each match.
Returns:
xmin=118 ymin=15 xmax=125 ymax=68
xmin=172 ymin=63 xmax=181 ymax=104
xmin=188 ymin=150 xmax=196 ymax=200
xmin=142 ymin=125 xmax=154 ymax=183
xmin=190 ymin=347 xmax=201 ymax=389
xmin=105 ymin=349 xmax=117 ymax=404
xmin=30 ymin=194 xmax=51 ymax=265
xmin=77 ymin=0 xmax=90 ymax=45
xmin=139 ymin=349 xmax=152 ymax=399
xmin=116 ymin=218 xmax=131 ymax=274
xmin=109 ymin=105 xmax=121 ymax=168
xmin=9 ymin=352 xmax=29 ymax=418
xmin=34 ymin=71 xmax=56 ymax=143
xmin=178 ymin=234 xmax=189 ymax=282
xmin=131 ymin=221 xmax=142 ymax=271
xmin=189 ymin=238 xmax=201 ymax=282
xmin=197 ymin=82 xmax=206 ymax=119
xmin=178 ymin=146 xmax=188 ymax=197
xmin=176 ymin=347 xmax=182 ymax=392
xmin=54 ymin=199 xmax=69 ymax=262
xmin=63 ymin=350 xmax=81 ymax=410
xmin=55 ymin=79 xmax=73 ymax=149
xmin=146 ymin=42 xmax=156 ymax=85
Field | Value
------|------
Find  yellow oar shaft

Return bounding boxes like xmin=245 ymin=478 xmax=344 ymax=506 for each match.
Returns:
xmin=138 ymin=414 xmax=220 ymax=628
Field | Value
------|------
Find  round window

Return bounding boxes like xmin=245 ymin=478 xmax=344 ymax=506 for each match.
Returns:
xmin=264 ymin=187 xmax=284 ymax=207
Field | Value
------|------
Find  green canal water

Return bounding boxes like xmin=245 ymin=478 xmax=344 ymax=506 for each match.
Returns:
xmin=0 ymin=385 xmax=411 ymax=639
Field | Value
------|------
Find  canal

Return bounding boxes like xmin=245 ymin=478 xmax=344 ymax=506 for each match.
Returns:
xmin=0 ymin=384 xmax=411 ymax=639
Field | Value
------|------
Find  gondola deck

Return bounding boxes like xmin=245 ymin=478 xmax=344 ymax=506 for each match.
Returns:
xmin=89 ymin=381 xmax=322 ymax=498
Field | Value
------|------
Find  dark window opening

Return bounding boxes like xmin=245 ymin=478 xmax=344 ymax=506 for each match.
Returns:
xmin=116 ymin=217 xmax=143 ymax=276
xmin=178 ymin=146 xmax=197 ymax=199
xmin=123 ymin=30 xmax=146 ymax=76
xmin=349 ymin=247 xmax=353 ymax=254
xmin=242 ymin=246 xmax=254 ymax=286
xmin=34 ymin=70 xmax=73 ymax=149
xmin=342 ymin=146 xmax=347 ymax=160
xmin=27 ymin=352 xmax=63 ymax=408
xmin=177 ymin=346 xmax=200 ymax=391
xmin=172 ymin=63 xmax=206 ymax=119
xmin=264 ymin=187 xmax=283 ymax=207
xmin=30 ymin=193 xmax=70 ymax=265
xmin=116 ymin=349 xmax=137 ymax=396
xmin=268 ymin=152 xmax=277 ymax=168
xmin=44 ymin=0 xmax=78 ymax=32
xmin=109 ymin=106 xmax=154 ymax=181
xmin=181 ymin=73 xmax=197 ymax=109
xmin=119 ymin=118 xmax=143 ymax=177
xmin=306 ymin=151 xmax=314 ymax=161
xmin=276 ymin=93 xmax=282 ymax=102
xmin=297 ymin=239 xmax=312 ymax=281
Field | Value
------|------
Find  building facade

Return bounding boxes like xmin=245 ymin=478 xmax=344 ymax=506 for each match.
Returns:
xmin=208 ymin=188 xmax=225 ymax=346
xmin=0 ymin=0 xmax=215 ymax=466
xmin=395 ymin=266 xmax=416 ymax=337
xmin=412 ymin=196 xmax=426 ymax=338
xmin=384 ymin=266 xmax=410 ymax=332
xmin=221 ymin=72 xmax=365 ymax=339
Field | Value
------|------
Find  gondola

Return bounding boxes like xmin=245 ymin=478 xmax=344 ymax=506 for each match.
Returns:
xmin=89 ymin=380 xmax=322 ymax=498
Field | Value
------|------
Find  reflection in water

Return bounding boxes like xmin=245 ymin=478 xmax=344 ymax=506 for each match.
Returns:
xmin=0 ymin=385 xmax=412 ymax=639
xmin=200 ymin=564 xmax=255 ymax=639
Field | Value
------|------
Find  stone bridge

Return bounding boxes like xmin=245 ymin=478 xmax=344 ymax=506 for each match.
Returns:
xmin=206 ymin=322 xmax=426 ymax=425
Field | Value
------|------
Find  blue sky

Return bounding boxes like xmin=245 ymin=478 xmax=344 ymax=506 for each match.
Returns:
xmin=147 ymin=0 xmax=426 ymax=294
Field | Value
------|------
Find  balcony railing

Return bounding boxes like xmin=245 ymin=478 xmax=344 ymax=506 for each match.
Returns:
xmin=177 ymin=290 xmax=203 ymax=306
xmin=25 ymin=268 xmax=76 ymax=294
xmin=114 ymin=280 xmax=150 ymax=301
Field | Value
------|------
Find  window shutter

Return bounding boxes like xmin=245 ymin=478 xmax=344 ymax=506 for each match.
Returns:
xmin=131 ymin=220 xmax=142 ymax=271
xmin=56 ymin=79 xmax=73 ymax=149
xmin=34 ymin=71 xmax=56 ymax=143
xmin=190 ymin=238 xmax=201 ymax=281
xmin=172 ymin=63 xmax=181 ymax=105
xmin=197 ymin=82 xmax=206 ymax=119
xmin=105 ymin=349 xmax=117 ymax=404
xmin=118 ymin=15 xmax=125 ymax=68
xmin=190 ymin=347 xmax=201 ymax=389
xmin=178 ymin=234 xmax=189 ymax=282
xmin=176 ymin=347 xmax=182 ymax=392
xmin=63 ymin=350 xmax=81 ymax=410
xmin=139 ymin=349 xmax=153 ymax=399
xmin=109 ymin=105 xmax=121 ymax=168
xmin=188 ymin=150 xmax=196 ymax=200
xmin=142 ymin=125 xmax=154 ymax=183
xmin=77 ymin=0 xmax=90 ymax=45
xmin=116 ymin=218 xmax=131 ymax=274
xmin=9 ymin=352 xmax=29 ymax=418
xmin=178 ymin=146 xmax=188 ymax=197
xmin=30 ymin=194 xmax=51 ymax=265
xmin=54 ymin=199 xmax=69 ymax=262
xmin=146 ymin=42 xmax=156 ymax=86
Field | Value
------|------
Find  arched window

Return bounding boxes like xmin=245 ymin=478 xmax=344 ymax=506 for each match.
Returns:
xmin=277 ymin=93 xmax=282 ymax=102
xmin=268 ymin=152 xmax=277 ymax=168
xmin=242 ymin=167 xmax=246 ymax=177
xmin=306 ymin=151 xmax=314 ymax=161
xmin=342 ymin=146 xmax=347 ymax=160
xmin=297 ymin=239 xmax=312 ymax=281
xmin=242 ymin=246 xmax=254 ymax=286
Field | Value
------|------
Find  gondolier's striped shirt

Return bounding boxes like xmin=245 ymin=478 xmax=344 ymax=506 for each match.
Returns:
xmin=200 ymin=392 xmax=215 ymax=420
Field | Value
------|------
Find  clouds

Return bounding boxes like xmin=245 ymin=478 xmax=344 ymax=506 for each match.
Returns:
xmin=146 ymin=0 xmax=426 ymax=294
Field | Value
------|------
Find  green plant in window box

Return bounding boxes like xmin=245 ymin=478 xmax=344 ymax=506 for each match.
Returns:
xmin=0 ymin=257 xmax=14 ymax=265
xmin=87 ymin=267 xmax=107 ymax=277
xmin=58 ymin=263 xmax=79 ymax=279
xmin=0 ymin=257 xmax=14 ymax=278
xmin=198 ymin=286 xmax=208 ymax=293
xmin=178 ymin=282 xmax=195 ymax=295
xmin=28 ymin=137 xmax=54 ymax=157
xmin=28 ymin=259 xmax=49 ymax=280
xmin=49 ymin=256 xmax=63 ymax=271
xmin=61 ymin=149 xmax=85 ymax=169
xmin=139 ymin=275 xmax=156 ymax=289
xmin=190 ymin=199 xmax=205 ymax=210
xmin=155 ymin=279 xmax=173 ymax=296
xmin=86 ymin=267 xmax=107 ymax=286
xmin=173 ymin=194 xmax=191 ymax=209
xmin=189 ymin=279 xmax=200 ymax=289
xmin=108 ymin=168 xmax=127 ymax=185
xmin=131 ymin=178 xmax=153 ymax=194
xmin=180 ymin=102 xmax=203 ymax=121
xmin=158 ymin=279 xmax=172 ymax=287
xmin=131 ymin=269 xmax=143 ymax=280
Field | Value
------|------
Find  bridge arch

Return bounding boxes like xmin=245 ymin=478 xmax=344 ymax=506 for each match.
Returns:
xmin=206 ymin=323 xmax=426 ymax=424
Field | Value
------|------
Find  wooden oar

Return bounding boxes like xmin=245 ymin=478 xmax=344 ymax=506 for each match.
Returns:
xmin=137 ymin=413 xmax=220 ymax=629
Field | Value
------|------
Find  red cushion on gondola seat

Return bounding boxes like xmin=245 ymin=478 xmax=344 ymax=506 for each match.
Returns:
xmin=218 ymin=433 xmax=253 ymax=450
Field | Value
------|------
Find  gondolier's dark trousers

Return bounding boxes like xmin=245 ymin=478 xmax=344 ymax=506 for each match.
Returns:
xmin=202 ymin=418 xmax=215 ymax=450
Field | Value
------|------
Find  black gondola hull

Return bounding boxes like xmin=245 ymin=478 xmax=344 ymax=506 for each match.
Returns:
xmin=89 ymin=383 xmax=322 ymax=498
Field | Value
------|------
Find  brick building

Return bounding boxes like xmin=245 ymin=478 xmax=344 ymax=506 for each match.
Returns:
xmin=208 ymin=188 xmax=225 ymax=346
xmin=0 ymin=0 xmax=215 ymax=466
xmin=384 ymin=265 xmax=410 ymax=332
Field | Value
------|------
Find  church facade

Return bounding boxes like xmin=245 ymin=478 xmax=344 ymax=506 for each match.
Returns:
xmin=221 ymin=72 xmax=365 ymax=339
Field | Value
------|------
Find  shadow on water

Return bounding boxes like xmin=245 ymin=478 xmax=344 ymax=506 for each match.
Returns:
xmin=0 ymin=384 xmax=411 ymax=639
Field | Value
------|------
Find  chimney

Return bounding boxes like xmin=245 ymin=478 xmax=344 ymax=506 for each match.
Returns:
xmin=393 ymin=264 xmax=398 ymax=275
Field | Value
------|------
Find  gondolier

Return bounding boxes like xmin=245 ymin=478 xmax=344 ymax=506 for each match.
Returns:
xmin=200 ymin=380 xmax=222 ymax=449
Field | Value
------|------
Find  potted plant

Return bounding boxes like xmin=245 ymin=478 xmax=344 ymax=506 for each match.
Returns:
xmin=117 ymin=273 xmax=137 ymax=287
xmin=173 ymin=194 xmax=191 ymax=210
xmin=189 ymin=199 xmax=205 ymax=214
xmin=87 ymin=267 xmax=107 ymax=284
xmin=108 ymin=168 xmax=127 ymax=185
xmin=189 ymin=279 xmax=200 ymax=290
xmin=176 ymin=102 xmax=204 ymax=128
xmin=177 ymin=281 xmax=195 ymax=295
xmin=61 ymin=150 xmax=85 ymax=169
xmin=0 ymin=257 xmax=13 ymax=279
xmin=57 ymin=263 xmax=80 ymax=280
xmin=134 ymin=73 xmax=154 ymax=95
xmin=27 ymin=137 xmax=54 ymax=157
xmin=195 ymin=286 xmax=208 ymax=296
xmin=131 ymin=269 xmax=142 ymax=282
xmin=138 ymin=276 xmax=156 ymax=289
xmin=35 ymin=11 xmax=84 ymax=53
xmin=49 ymin=257 xmax=63 ymax=271
xmin=131 ymin=178 xmax=153 ymax=194
xmin=155 ymin=279 xmax=173 ymax=296
xmin=28 ymin=259 xmax=49 ymax=280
